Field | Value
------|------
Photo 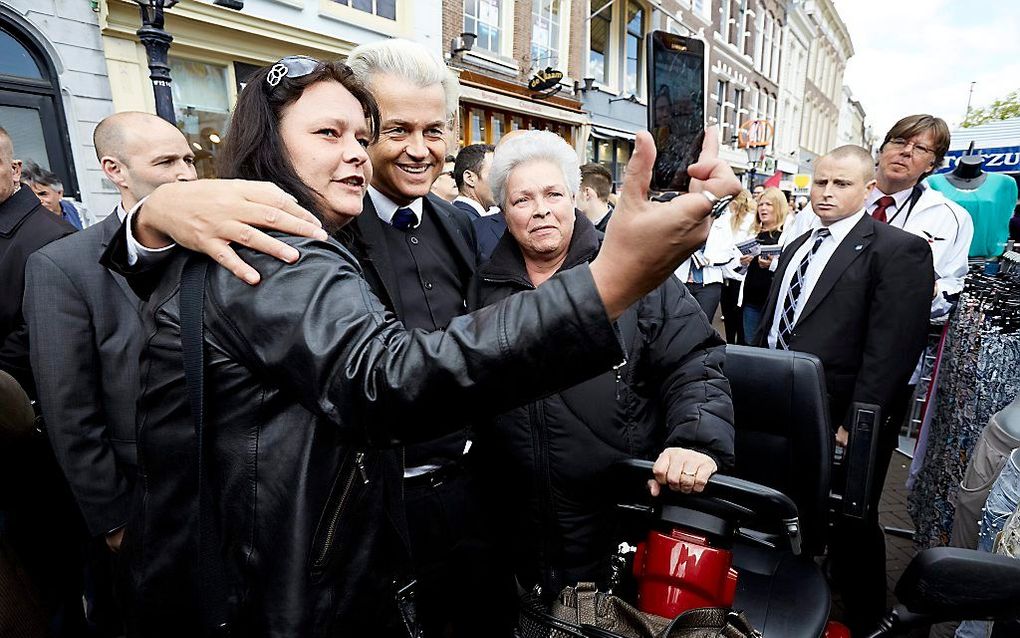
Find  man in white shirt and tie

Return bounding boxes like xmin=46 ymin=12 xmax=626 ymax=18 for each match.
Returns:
xmin=753 ymin=144 xmax=933 ymax=635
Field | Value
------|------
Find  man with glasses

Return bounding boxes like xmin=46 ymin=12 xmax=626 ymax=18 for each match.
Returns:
xmin=869 ymin=114 xmax=972 ymax=319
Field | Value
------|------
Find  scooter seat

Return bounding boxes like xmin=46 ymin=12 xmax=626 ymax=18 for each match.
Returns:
xmin=730 ymin=543 xmax=830 ymax=638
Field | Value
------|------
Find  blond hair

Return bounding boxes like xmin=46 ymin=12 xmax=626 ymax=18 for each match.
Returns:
xmin=728 ymin=189 xmax=756 ymax=233
xmin=753 ymin=187 xmax=789 ymax=234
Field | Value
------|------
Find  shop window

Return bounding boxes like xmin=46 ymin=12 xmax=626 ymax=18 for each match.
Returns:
xmin=459 ymin=106 xmax=573 ymax=148
xmin=588 ymin=135 xmax=633 ymax=189
xmin=531 ymin=0 xmax=562 ymax=69
xmin=623 ymin=2 xmax=644 ymax=96
xmin=491 ymin=113 xmax=506 ymax=142
xmin=170 ymin=58 xmax=230 ymax=179
xmin=465 ymin=0 xmax=503 ymax=55
xmin=332 ymin=0 xmax=396 ymax=19
xmin=589 ymin=0 xmax=611 ymax=86
xmin=468 ymin=107 xmax=487 ymax=144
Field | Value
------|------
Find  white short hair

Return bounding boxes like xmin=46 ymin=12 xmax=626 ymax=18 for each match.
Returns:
xmin=490 ymin=130 xmax=581 ymax=210
xmin=346 ymin=39 xmax=460 ymax=123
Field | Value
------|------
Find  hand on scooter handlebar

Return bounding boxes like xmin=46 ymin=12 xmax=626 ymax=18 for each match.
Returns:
xmin=614 ymin=459 xmax=803 ymax=555
xmin=647 ymin=447 xmax=718 ymax=496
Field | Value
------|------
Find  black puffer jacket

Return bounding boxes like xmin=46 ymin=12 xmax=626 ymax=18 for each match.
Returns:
xmin=118 ymin=232 xmax=626 ymax=637
xmin=470 ymin=213 xmax=735 ymax=595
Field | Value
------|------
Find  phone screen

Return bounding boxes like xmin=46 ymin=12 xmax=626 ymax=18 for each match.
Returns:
xmin=647 ymin=31 xmax=706 ymax=192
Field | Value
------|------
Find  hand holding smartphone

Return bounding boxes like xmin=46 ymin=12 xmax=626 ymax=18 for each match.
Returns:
xmin=647 ymin=30 xmax=706 ymax=195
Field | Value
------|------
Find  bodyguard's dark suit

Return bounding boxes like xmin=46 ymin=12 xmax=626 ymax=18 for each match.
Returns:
xmin=24 ymin=210 xmax=143 ymax=537
xmin=451 ymin=198 xmax=481 ymax=219
xmin=0 ymin=187 xmax=75 ymax=397
xmin=753 ymin=212 xmax=933 ymax=632
xmin=472 ymin=212 xmax=506 ymax=264
xmin=0 ymin=187 xmax=84 ymax=635
xmin=753 ymin=213 xmax=933 ymax=427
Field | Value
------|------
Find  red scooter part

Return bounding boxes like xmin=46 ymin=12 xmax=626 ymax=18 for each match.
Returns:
xmin=632 ymin=527 xmax=738 ymax=618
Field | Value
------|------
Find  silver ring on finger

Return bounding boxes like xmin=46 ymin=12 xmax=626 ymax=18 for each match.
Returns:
xmin=681 ymin=470 xmax=697 ymax=477
xmin=700 ymin=191 xmax=719 ymax=205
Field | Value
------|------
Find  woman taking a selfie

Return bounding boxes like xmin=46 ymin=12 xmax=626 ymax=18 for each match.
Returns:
xmin=116 ymin=57 xmax=741 ymax=637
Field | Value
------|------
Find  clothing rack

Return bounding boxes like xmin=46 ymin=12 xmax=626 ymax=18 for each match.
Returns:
xmin=908 ymin=266 xmax=1020 ymax=549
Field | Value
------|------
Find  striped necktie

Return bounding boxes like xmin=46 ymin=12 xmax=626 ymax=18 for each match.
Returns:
xmin=776 ymin=228 xmax=830 ymax=350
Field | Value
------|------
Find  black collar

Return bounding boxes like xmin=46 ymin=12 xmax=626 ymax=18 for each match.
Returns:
xmin=0 ymin=187 xmax=46 ymax=237
xmin=478 ymin=210 xmax=600 ymax=288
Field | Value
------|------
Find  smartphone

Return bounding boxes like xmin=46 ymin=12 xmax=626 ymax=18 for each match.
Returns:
xmin=647 ymin=31 xmax=706 ymax=193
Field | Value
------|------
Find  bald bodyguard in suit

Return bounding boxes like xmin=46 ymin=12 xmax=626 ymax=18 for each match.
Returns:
xmin=752 ymin=145 xmax=933 ymax=633
xmin=24 ymin=112 xmax=196 ymax=548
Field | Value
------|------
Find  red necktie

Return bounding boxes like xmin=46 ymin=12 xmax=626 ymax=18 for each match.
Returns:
xmin=872 ymin=195 xmax=895 ymax=223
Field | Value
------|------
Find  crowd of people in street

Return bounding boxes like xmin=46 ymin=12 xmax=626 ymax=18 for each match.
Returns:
xmin=0 ymin=35 xmax=998 ymax=638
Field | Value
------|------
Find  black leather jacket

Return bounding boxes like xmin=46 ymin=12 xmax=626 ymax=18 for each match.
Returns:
xmin=120 ymin=233 xmax=625 ymax=637
xmin=470 ymin=214 xmax=735 ymax=594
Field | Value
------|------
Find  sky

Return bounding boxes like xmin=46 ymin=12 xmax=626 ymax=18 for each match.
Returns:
xmin=832 ymin=0 xmax=1020 ymax=137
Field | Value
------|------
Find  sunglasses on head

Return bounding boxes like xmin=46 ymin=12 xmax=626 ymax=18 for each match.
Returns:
xmin=265 ymin=56 xmax=322 ymax=88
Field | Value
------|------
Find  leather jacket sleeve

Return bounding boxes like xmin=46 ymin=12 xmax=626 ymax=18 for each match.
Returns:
xmin=203 ymin=235 xmax=625 ymax=446
xmin=641 ymin=276 xmax=735 ymax=470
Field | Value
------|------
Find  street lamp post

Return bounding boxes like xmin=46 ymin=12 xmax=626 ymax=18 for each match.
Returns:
xmin=745 ymin=145 xmax=766 ymax=190
xmin=135 ymin=0 xmax=179 ymax=124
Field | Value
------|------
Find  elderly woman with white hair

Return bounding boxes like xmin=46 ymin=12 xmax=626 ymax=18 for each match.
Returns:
xmin=469 ymin=130 xmax=735 ymax=597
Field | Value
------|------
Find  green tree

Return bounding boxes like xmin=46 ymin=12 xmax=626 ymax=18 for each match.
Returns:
xmin=962 ymin=89 xmax=1020 ymax=127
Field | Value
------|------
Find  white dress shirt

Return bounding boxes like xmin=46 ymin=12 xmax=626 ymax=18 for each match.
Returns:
xmin=767 ymin=210 xmax=866 ymax=349
xmin=124 ymin=197 xmax=172 ymax=266
xmin=369 ymin=185 xmax=423 ymax=228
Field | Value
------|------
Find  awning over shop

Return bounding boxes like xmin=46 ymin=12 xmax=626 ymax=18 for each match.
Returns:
xmin=590 ymin=125 xmax=636 ymax=141
xmin=939 ymin=117 xmax=1020 ymax=173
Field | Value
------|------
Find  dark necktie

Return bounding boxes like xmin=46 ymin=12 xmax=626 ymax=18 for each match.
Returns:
xmin=392 ymin=207 xmax=416 ymax=230
xmin=776 ymin=228 xmax=831 ymax=350
xmin=871 ymin=195 xmax=896 ymax=223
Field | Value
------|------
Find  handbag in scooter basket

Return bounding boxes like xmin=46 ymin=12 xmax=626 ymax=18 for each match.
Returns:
xmin=550 ymin=583 xmax=761 ymax=638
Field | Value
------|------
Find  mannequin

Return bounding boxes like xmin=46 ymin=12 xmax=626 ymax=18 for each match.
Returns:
xmin=928 ymin=149 xmax=1019 ymax=258
xmin=945 ymin=154 xmax=987 ymax=189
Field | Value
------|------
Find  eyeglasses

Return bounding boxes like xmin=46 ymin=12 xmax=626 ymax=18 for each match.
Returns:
xmin=265 ymin=56 xmax=321 ymax=88
xmin=885 ymin=137 xmax=936 ymax=157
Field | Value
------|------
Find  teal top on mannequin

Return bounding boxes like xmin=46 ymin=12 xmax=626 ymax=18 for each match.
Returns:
xmin=928 ymin=163 xmax=1018 ymax=258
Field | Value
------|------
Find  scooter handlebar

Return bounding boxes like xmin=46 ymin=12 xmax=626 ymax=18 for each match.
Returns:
xmin=612 ymin=459 xmax=803 ymax=554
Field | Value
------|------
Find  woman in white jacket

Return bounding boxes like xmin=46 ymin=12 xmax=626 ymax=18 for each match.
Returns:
xmin=718 ymin=190 xmax=756 ymax=343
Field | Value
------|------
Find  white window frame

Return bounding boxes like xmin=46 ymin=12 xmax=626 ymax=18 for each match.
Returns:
xmin=464 ymin=0 xmax=514 ymax=57
xmin=587 ymin=0 xmax=648 ymax=98
xmin=531 ymin=0 xmax=567 ymax=70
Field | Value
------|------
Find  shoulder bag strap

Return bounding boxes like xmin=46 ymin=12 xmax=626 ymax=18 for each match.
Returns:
xmin=180 ymin=257 xmax=231 ymax=635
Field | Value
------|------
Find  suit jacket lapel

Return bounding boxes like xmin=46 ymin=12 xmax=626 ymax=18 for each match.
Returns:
xmin=796 ymin=215 xmax=874 ymax=326
xmin=99 ymin=211 xmax=144 ymax=317
xmin=754 ymin=232 xmax=808 ymax=346
xmin=348 ymin=196 xmax=401 ymax=316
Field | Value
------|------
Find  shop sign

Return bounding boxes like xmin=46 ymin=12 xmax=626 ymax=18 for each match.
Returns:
xmin=738 ymin=119 xmax=774 ymax=148
xmin=791 ymin=173 xmax=811 ymax=195
xmin=529 ymin=67 xmax=564 ymax=99
xmin=938 ymin=146 xmax=1020 ymax=174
